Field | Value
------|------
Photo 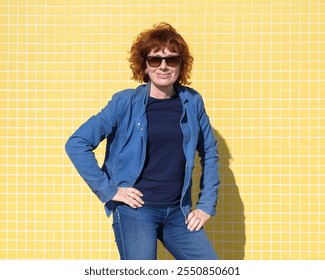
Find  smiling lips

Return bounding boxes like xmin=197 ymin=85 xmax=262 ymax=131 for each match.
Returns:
xmin=156 ymin=73 xmax=171 ymax=78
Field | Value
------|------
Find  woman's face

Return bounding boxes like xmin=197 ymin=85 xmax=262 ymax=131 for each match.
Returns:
xmin=145 ymin=48 xmax=181 ymax=90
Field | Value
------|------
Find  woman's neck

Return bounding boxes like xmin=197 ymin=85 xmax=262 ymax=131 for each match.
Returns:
xmin=149 ymin=83 xmax=176 ymax=99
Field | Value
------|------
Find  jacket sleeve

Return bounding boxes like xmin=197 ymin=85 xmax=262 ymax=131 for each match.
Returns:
xmin=195 ymin=94 xmax=220 ymax=216
xmin=65 ymin=93 xmax=124 ymax=203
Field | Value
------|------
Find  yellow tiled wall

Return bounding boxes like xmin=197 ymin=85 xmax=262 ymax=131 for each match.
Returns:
xmin=0 ymin=0 xmax=324 ymax=260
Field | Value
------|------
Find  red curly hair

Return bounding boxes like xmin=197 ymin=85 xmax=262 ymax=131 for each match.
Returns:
xmin=129 ymin=22 xmax=193 ymax=85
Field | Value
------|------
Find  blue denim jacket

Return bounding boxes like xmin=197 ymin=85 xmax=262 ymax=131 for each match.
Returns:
xmin=65 ymin=83 xmax=220 ymax=218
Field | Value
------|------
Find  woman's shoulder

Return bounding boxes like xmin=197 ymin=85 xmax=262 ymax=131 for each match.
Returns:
xmin=101 ymin=84 xmax=148 ymax=120
xmin=112 ymin=84 xmax=148 ymax=102
xmin=177 ymin=85 xmax=204 ymax=103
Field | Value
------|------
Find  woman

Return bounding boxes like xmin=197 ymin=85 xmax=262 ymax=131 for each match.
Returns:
xmin=65 ymin=22 xmax=220 ymax=260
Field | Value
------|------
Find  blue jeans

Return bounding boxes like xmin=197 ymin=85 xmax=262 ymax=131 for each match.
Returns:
xmin=112 ymin=204 xmax=219 ymax=260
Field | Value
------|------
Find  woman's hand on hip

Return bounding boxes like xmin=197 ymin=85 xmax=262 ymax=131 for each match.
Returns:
xmin=186 ymin=209 xmax=211 ymax=231
xmin=112 ymin=187 xmax=144 ymax=208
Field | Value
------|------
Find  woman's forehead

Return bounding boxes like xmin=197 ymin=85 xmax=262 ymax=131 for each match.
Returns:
xmin=148 ymin=47 xmax=179 ymax=55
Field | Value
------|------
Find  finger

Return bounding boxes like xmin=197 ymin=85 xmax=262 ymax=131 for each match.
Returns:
xmin=185 ymin=212 xmax=195 ymax=224
xmin=125 ymin=197 xmax=141 ymax=208
xmin=125 ymin=194 xmax=143 ymax=208
xmin=186 ymin=209 xmax=202 ymax=224
xmin=187 ymin=217 xmax=201 ymax=231
xmin=112 ymin=188 xmax=144 ymax=208
xmin=129 ymin=188 xmax=143 ymax=197
xmin=195 ymin=219 xmax=205 ymax=231
xmin=127 ymin=191 xmax=144 ymax=205
xmin=187 ymin=214 xmax=199 ymax=230
xmin=127 ymin=188 xmax=144 ymax=199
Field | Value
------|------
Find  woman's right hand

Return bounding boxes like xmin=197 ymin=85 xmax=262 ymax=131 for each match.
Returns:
xmin=112 ymin=187 xmax=144 ymax=208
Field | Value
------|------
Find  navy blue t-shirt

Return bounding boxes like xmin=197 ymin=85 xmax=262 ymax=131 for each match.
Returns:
xmin=134 ymin=94 xmax=186 ymax=207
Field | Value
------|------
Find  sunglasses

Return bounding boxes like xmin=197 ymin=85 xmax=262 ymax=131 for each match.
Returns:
xmin=146 ymin=56 xmax=182 ymax=67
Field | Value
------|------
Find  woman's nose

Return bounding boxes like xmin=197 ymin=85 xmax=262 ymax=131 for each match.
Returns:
xmin=159 ymin=59 xmax=168 ymax=69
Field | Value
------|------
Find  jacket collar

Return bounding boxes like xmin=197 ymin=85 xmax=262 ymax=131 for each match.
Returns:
xmin=175 ymin=84 xmax=189 ymax=104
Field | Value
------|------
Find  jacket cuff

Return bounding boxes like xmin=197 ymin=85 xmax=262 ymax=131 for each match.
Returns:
xmin=196 ymin=203 xmax=217 ymax=217
xmin=96 ymin=184 xmax=118 ymax=204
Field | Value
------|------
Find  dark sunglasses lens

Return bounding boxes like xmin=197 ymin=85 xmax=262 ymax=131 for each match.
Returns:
xmin=147 ymin=57 xmax=162 ymax=67
xmin=147 ymin=56 xmax=181 ymax=67
xmin=166 ymin=57 xmax=181 ymax=67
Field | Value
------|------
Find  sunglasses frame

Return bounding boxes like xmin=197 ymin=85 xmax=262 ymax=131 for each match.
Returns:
xmin=146 ymin=55 xmax=182 ymax=67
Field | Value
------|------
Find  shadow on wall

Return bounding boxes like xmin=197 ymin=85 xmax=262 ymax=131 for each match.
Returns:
xmin=157 ymin=129 xmax=246 ymax=260
xmin=212 ymin=129 xmax=246 ymax=260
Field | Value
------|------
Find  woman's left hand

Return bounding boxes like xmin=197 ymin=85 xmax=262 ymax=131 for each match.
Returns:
xmin=186 ymin=209 xmax=211 ymax=231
